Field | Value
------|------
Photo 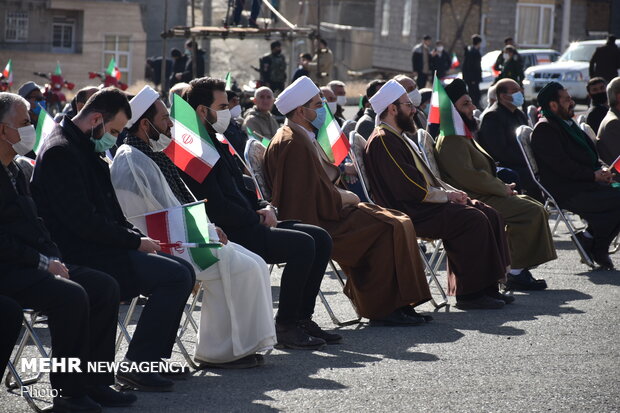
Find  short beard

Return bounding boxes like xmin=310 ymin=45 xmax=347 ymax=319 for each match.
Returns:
xmin=458 ymin=110 xmax=478 ymax=133
xmin=395 ymin=108 xmax=416 ymax=133
xmin=558 ymin=105 xmax=575 ymax=120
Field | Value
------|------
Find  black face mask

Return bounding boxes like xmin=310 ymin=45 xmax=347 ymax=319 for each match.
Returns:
xmin=591 ymin=92 xmax=608 ymax=105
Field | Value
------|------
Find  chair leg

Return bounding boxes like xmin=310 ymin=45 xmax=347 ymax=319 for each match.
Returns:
xmin=6 ymin=361 xmax=45 ymax=412
xmin=318 ymin=260 xmax=362 ymax=327
xmin=419 ymin=245 xmax=448 ymax=309
xmin=559 ymin=209 xmax=596 ymax=268
xmin=115 ymin=297 xmax=139 ymax=354
xmin=5 ymin=312 xmax=49 ymax=390
xmin=611 ymin=234 xmax=619 ymax=254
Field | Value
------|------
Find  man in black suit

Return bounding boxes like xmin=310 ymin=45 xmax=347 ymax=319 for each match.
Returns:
xmin=0 ymin=92 xmax=135 ymax=412
xmin=30 ymin=88 xmax=196 ymax=392
xmin=531 ymin=82 xmax=620 ymax=270
xmin=462 ymin=34 xmax=483 ymax=108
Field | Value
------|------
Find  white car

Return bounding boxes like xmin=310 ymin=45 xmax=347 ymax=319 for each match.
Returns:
xmin=523 ymin=39 xmax=620 ymax=103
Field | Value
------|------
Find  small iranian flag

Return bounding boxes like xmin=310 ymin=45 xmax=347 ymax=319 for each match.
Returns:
xmin=106 ymin=58 xmax=122 ymax=81
xmin=246 ymin=126 xmax=270 ymax=148
xmin=610 ymin=155 xmax=620 ymax=173
xmin=3 ymin=59 xmax=13 ymax=85
xmin=450 ymin=53 xmax=460 ymax=69
xmin=164 ymin=93 xmax=220 ymax=183
xmin=317 ymin=102 xmax=350 ymax=165
xmin=428 ymin=75 xmax=472 ymax=139
xmin=34 ymin=107 xmax=56 ymax=154
xmin=216 ymin=133 xmax=237 ymax=156
xmin=225 ymin=72 xmax=232 ymax=90
xmin=54 ymin=61 xmax=62 ymax=75
xmin=143 ymin=201 xmax=219 ymax=272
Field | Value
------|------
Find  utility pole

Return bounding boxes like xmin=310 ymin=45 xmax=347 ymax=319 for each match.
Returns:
xmin=160 ymin=0 xmax=169 ymax=96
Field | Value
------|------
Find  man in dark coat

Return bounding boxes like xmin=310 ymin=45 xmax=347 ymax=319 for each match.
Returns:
xmin=169 ymin=48 xmax=188 ymax=87
xmin=462 ymin=34 xmax=483 ymax=108
xmin=531 ymin=82 xmax=620 ymax=270
xmin=412 ymin=35 xmax=432 ymax=88
xmin=259 ymin=41 xmax=287 ymax=95
xmin=585 ymin=77 xmax=609 ymax=134
xmin=495 ymin=46 xmax=524 ymax=86
xmin=478 ymin=78 xmax=542 ymax=201
xmin=30 ymin=88 xmax=196 ymax=392
xmin=354 ymin=80 xmax=386 ymax=139
xmin=589 ymin=36 xmax=620 ymax=83
xmin=0 ymin=92 xmax=135 ymax=412
xmin=431 ymin=41 xmax=452 ymax=79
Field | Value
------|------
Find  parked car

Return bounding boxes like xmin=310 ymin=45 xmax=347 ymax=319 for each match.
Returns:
xmin=523 ymin=39 xmax=620 ymax=103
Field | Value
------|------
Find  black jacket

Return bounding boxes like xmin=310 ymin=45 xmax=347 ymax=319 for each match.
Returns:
xmin=431 ymin=50 xmax=452 ymax=78
xmin=478 ymin=102 xmax=529 ymax=169
xmin=411 ymin=43 xmax=427 ymax=74
xmin=0 ymin=162 xmax=61 ymax=295
xmin=531 ymin=117 xmax=603 ymax=206
xmin=181 ymin=50 xmax=206 ymax=83
xmin=586 ymin=104 xmax=608 ymax=135
xmin=462 ymin=46 xmax=482 ymax=83
xmin=589 ymin=43 xmax=620 ymax=82
xmin=31 ymin=118 xmax=143 ymax=298
xmin=169 ymin=55 xmax=188 ymax=86
xmin=178 ymin=133 xmax=269 ymax=240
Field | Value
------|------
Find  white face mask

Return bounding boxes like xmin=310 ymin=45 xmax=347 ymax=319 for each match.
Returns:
xmin=327 ymin=101 xmax=338 ymax=114
xmin=437 ymin=46 xmax=444 ymax=52
xmin=336 ymin=95 xmax=347 ymax=107
xmin=207 ymin=108 xmax=231 ymax=134
xmin=503 ymin=53 xmax=510 ymax=61
xmin=147 ymin=120 xmax=172 ymax=152
xmin=7 ymin=125 xmax=36 ymax=155
xmin=229 ymin=105 xmax=242 ymax=119
xmin=408 ymin=89 xmax=422 ymax=107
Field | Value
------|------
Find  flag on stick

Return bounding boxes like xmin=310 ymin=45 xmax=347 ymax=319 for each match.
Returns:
xmin=246 ymin=127 xmax=271 ymax=148
xmin=225 ymin=72 xmax=232 ymax=90
xmin=428 ymin=75 xmax=473 ymax=139
xmin=610 ymin=155 xmax=620 ymax=173
xmin=54 ymin=61 xmax=62 ymax=75
xmin=450 ymin=53 xmax=460 ymax=69
xmin=164 ymin=93 xmax=220 ymax=183
xmin=2 ymin=59 xmax=13 ymax=85
xmin=106 ymin=58 xmax=122 ymax=81
xmin=34 ymin=106 xmax=56 ymax=154
xmin=316 ymin=102 xmax=350 ymax=165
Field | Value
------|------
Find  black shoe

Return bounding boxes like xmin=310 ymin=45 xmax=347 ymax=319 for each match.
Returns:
xmin=592 ymin=250 xmax=615 ymax=270
xmin=116 ymin=371 xmax=174 ymax=392
xmin=254 ymin=353 xmax=265 ymax=366
xmin=401 ymin=306 xmax=433 ymax=322
xmin=51 ymin=395 xmax=101 ymax=413
xmin=298 ymin=319 xmax=342 ymax=344
xmin=505 ymin=270 xmax=547 ymax=291
xmin=85 ymin=385 xmax=137 ymax=407
xmin=369 ymin=309 xmax=426 ymax=326
xmin=486 ymin=290 xmax=515 ymax=304
xmin=275 ymin=323 xmax=327 ymax=350
xmin=456 ymin=295 xmax=505 ymax=310
xmin=195 ymin=354 xmax=259 ymax=369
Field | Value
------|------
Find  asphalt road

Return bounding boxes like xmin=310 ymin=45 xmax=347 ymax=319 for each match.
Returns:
xmin=2 ymin=220 xmax=619 ymax=413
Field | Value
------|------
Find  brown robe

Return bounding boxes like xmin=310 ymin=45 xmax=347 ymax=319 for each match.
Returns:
xmin=364 ymin=124 xmax=510 ymax=296
xmin=264 ymin=122 xmax=431 ymax=319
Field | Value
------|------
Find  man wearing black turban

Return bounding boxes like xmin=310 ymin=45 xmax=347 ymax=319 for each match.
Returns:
xmin=435 ymin=79 xmax=557 ymax=290
xmin=531 ymin=82 xmax=620 ymax=270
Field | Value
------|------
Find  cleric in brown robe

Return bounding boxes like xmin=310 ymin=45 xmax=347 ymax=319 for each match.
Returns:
xmin=364 ymin=80 xmax=513 ymax=310
xmin=264 ymin=76 xmax=432 ymax=326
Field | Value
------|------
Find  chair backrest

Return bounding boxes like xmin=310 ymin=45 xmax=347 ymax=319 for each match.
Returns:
xmin=243 ymin=139 xmax=272 ymax=201
xmin=416 ymin=129 xmax=441 ymax=178
xmin=527 ymin=105 xmax=538 ymax=127
xmin=473 ymin=109 xmax=482 ymax=128
xmin=576 ymin=114 xmax=586 ymax=125
xmin=341 ymin=119 xmax=356 ymax=138
xmin=348 ymin=131 xmax=373 ymax=202
xmin=579 ymin=122 xmax=597 ymax=143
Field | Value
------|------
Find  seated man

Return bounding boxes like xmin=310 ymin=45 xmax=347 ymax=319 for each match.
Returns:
xmin=327 ymin=80 xmax=348 ymax=122
xmin=0 ymin=92 xmax=135 ymax=412
xmin=585 ymin=77 xmax=609 ymax=135
xmin=355 ymin=80 xmax=386 ymax=139
xmin=478 ymin=78 xmax=542 ymax=201
xmin=435 ymin=79 xmax=557 ymax=290
xmin=30 ymin=88 xmax=196 ymax=392
xmin=596 ymin=76 xmax=620 ymax=166
xmin=264 ymin=76 xmax=433 ymax=325
xmin=179 ymin=77 xmax=340 ymax=350
xmin=224 ymin=90 xmax=249 ymax=156
xmin=393 ymin=75 xmax=427 ymax=130
xmin=532 ymin=82 xmax=620 ymax=270
xmin=364 ymin=80 xmax=512 ymax=309
xmin=0 ymin=295 xmax=22 ymax=378
xmin=111 ymin=86 xmax=276 ymax=369
xmin=242 ymin=86 xmax=279 ymax=142
xmin=320 ymin=86 xmax=343 ymax=125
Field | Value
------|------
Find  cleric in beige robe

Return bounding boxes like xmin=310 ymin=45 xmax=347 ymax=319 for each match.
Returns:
xmin=363 ymin=80 xmax=512 ymax=309
xmin=434 ymin=79 xmax=556 ymax=290
xmin=264 ymin=76 xmax=432 ymax=325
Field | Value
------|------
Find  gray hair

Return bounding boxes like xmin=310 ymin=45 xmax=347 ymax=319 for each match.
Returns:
xmin=607 ymin=76 xmax=620 ymax=107
xmin=487 ymin=85 xmax=497 ymax=105
xmin=327 ymin=80 xmax=346 ymax=89
xmin=254 ymin=86 xmax=273 ymax=98
xmin=0 ymin=92 xmax=29 ymax=123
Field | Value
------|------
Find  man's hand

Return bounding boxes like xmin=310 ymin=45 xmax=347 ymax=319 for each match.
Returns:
xmin=48 ymin=260 xmax=70 ymax=279
xmin=594 ymin=168 xmax=613 ymax=184
xmin=447 ymin=190 xmax=467 ymax=205
xmin=343 ymin=162 xmax=359 ymax=184
xmin=175 ymin=73 xmax=182 ymax=80
xmin=138 ymin=237 xmax=162 ymax=254
xmin=505 ymin=183 xmax=518 ymax=196
xmin=257 ymin=208 xmax=277 ymax=228
xmin=341 ymin=190 xmax=360 ymax=207
xmin=215 ymin=227 xmax=228 ymax=245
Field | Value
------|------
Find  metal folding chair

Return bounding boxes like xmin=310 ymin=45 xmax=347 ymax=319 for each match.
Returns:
xmin=348 ymin=131 xmax=448 ymax=308
xmin=576 ymin=114 xmax=586 ymax=125
xmin=578 ymin=122 xmax=597 ymax=144
xmin=5 ymin=310 xmax=50 ymax=413
xmin=527 ymin=105 xmax=538 ymax=128
xmin=515 ymin=125 xmax=596 ymax=268
xmin=244 ymin=139 xmax=361 ymax=326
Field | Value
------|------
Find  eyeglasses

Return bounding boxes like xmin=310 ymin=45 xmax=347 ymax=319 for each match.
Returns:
xmin=27 ymin=96 xmax=44 ymax=102
xmin=395 ymin=101 xmax=414 ymax=108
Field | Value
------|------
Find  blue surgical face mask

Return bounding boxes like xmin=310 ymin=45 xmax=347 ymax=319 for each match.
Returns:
xmin=511 ymin=91 xmax=524 ymax=107
xmin=309 ymin=105 xmax=327 ymax=130
xmin=90 ymin=122 xmax=117 ymax=152
xmin=32 ymin=101 xmax=46 ymax=116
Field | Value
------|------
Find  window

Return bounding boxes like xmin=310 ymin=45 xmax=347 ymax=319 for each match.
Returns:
xmin=103 ymin=35 xmax=131 ymax=84
xmin=402 ymin=0 xmax=412 ymax=37
xmin=515 ymin=3 xmax=554 ymax=47
xmin=52 ymin=18 xmax=75 ymax=53
xmin=381 ymin=0 xmax=390 ymax=37
xmin=5 ymin=11 xmax=28 ymax=42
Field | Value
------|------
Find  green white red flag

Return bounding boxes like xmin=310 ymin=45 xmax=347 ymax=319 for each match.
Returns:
xmin=54 ymin=61 xmax=62 ymax=75
xmin=246 ymin=126 xmax=270 ymax=148
xmin=450 ymin=53 xmax=460 ymax=69
xmin=106 ymin=57 xmax=122 ymax=81
xmin=317 ymin=102 xmax=350 ymax=165
xmin=3 ymin=59 xmax=13 ymax=85
xmin=428 ymin=75 xmax=472 ymax=139
xmin=143 ymin=201 xmax=219 ymax=272
xmin=165 ymin=93 xmax=220 ymax=183
xmin=225 ymin=72 xmax=232 ymax=90
xmin=34 ymin=106 xmax=56 ymax=154
xmin=611 ymin=155 xmax=620 ymax=173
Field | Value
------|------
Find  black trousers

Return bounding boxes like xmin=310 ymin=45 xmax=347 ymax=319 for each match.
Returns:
xmin=563 ymin=186 xmax=620 ymax=252
xmin=416 ymin=73 xmax=428 ymax=89
xmin=229 ymin=222 xmax=332 ymax=325
xmin=4 ymin=266 xmax=119 ymax=397
xmin=124 ymin=251 xmax=195 ymax=362
xmin=0 ymin=295 xmax=23 ymax=378
xmin=467 ymin=80 xmax=481 ymax=108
